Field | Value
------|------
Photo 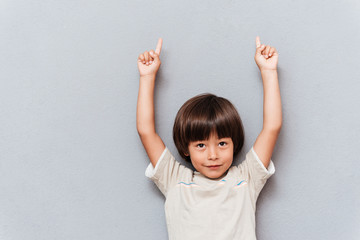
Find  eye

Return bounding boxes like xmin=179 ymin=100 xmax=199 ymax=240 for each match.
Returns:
xmin=219 ymin=142 xmax=227 ymax=146
xmin=197 ymin=143 xmax=205 ymax=148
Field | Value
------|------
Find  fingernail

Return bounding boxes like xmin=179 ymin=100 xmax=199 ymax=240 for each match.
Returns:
xmin=150 ymin=52 xmax=153 ymax=55
xmin=149 ymin=61 xmax=153 ymax=64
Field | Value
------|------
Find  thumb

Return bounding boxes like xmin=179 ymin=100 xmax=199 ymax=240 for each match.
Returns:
xmin=150 ymin=51 xmax=160 ymax=61
xmin=256 ymin=44 xmax=266 ymax=56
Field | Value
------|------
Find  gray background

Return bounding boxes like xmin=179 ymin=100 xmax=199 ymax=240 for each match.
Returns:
xmin=1 ymin=0 xmax=359 ymax=239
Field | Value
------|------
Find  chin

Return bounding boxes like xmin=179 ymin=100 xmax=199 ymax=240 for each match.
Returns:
xmin=206 ymin=172 xmax=224 ymax=179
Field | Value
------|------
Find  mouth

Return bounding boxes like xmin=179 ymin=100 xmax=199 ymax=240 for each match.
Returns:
xmin=207 ymin=165 xmax=221 ymax=169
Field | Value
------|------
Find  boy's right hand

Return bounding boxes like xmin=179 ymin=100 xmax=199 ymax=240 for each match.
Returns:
xmin=137 ymin=38 xmax=163 ymax=77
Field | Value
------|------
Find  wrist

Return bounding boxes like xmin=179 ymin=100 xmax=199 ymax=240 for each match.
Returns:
xmin=260 ymin=69 xmax=277 ymax=74
xmin=260 ymin=69 xmax=278 ymax=78
xmin=140 ymin=74 xmax=156 ymax=80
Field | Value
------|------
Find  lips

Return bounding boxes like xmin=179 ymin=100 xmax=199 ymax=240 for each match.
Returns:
xmin=207 ymin=165 xmax=221 ymax=169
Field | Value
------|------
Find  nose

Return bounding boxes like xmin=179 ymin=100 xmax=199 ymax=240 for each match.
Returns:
xmin=208 ymin=146 xmax=218 ymax=160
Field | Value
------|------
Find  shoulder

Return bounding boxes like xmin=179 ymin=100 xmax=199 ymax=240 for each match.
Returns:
xmin=145 ymin=147 xmax=193 ymax=179
xmin=234 ymin=146 xmax=275 ymax=178
xmin=145 ymin=146 xmax=194 ymax=197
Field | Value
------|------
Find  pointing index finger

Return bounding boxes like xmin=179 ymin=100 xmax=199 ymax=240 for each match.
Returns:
xmin=155 ymin=38 xmax=163 ymax=55
xmin=256 ymin=36 xmax=261 ymax=48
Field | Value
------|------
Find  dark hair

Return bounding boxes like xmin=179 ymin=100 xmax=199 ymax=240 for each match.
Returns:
xmin=173 ymin=93 xmax=245 ymax=162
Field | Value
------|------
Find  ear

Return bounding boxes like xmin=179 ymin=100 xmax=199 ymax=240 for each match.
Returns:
xmin=184 ymin=152 xmax=189 ymax=156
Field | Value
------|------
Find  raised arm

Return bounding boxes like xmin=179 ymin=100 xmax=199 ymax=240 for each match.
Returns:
xmin=137 ymin=38 xmax=165 ymax=167
xmin=253 ymin=36 xmax=283 ymax=169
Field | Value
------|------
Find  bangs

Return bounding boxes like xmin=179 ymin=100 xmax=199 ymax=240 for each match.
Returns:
xmin=185 ymin=103 xmax=234 ymax=142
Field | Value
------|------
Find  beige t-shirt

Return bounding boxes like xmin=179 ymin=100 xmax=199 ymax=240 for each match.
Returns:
xmin=145 ymin=146 xmax=275 ymax=240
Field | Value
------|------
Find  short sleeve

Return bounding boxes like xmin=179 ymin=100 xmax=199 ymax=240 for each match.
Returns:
xmin=236 ymin=146 xmax=275 ymax=200
xmin=145 ymin=147 xmax=192 ymax=197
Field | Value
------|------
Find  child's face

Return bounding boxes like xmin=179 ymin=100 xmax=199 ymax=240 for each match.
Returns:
xmin=186 ymin=133 xmax=234 ymax=180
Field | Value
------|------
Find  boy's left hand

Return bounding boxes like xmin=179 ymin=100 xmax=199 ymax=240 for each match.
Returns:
xmin=254 ymin=36 xmax=278 ymax=72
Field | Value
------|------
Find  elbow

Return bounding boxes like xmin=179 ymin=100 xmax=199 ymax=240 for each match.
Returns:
xmin=264 ymin=116 xmax=282 ymax=132
xmin=277 ymin=119 xmax=283 ymax=132
xmin=136 ymin=120 xmax=148 ymax=136
xmin=136 ymin=128 xmax=144 ymax=137
xmin=136 ymin=125 xmax=156 ymax=138
xmin=136 ymin=127 xmax=148 ymax=137
xmin=137 ymin=129 xmax=158 ymax=145
xmin=274 ymin=120 xmax=283 ymax=132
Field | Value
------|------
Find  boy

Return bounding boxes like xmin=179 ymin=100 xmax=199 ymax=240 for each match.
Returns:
xmin=136 ymin=37 xmax=282 ymax=239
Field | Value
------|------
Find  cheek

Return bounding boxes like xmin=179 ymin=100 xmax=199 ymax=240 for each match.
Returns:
xmin=189 ymin=151 xmax=203 ymax=165
xmin=225 ymin=150 xmax=234 ymax=163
